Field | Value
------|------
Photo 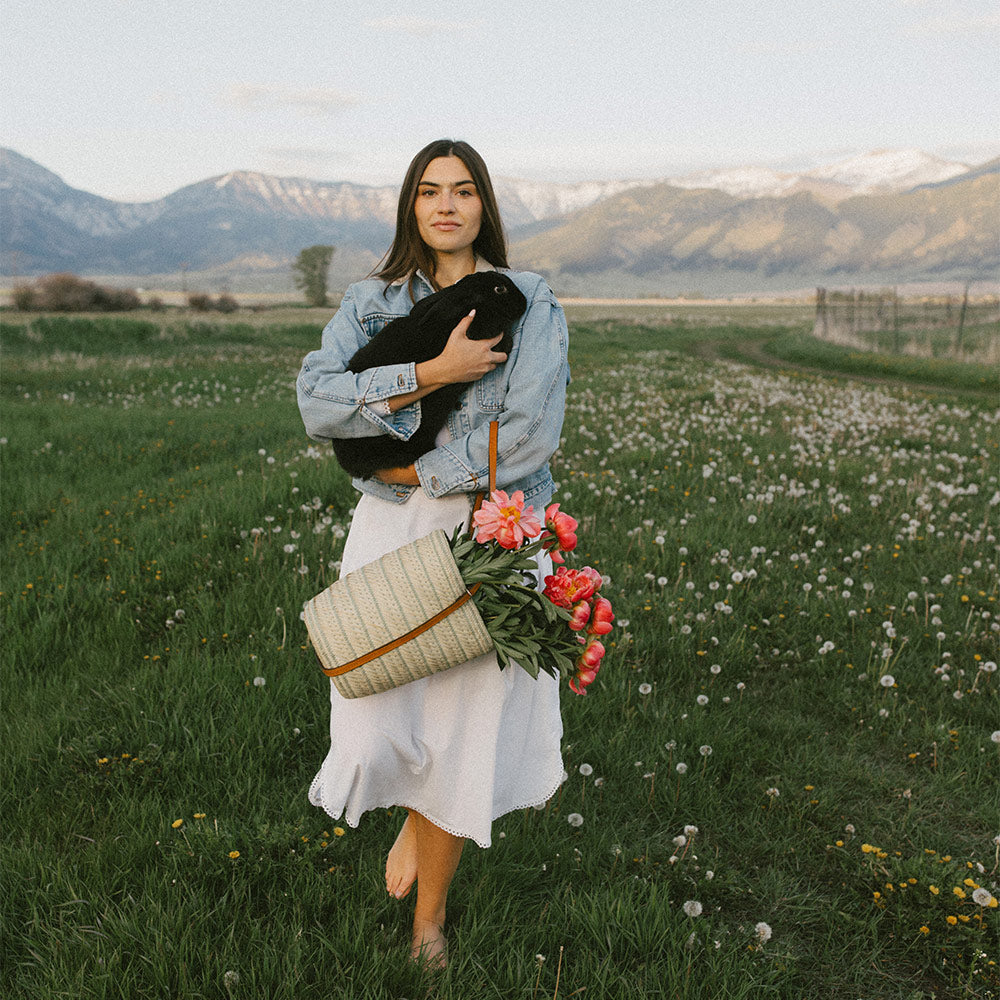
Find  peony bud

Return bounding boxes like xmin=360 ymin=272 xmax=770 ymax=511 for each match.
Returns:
xmin=568 ymin=600 xmax=592 ymax=631
xmin=587 ymin=596 xmax=614 ymax=635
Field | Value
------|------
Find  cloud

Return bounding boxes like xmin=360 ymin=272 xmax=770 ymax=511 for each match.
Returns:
xmin=264 ymin=147 xmax=342 ymax=164
xmin=363 ymin=15 xmax=484 ymax=35
xmin=733 ymin=39 xmax=820 ymax=56
xmin=906 ymin=11 xmax=1000 ymax=34
xmin=220 ymin=84 xmax=360 ymax=117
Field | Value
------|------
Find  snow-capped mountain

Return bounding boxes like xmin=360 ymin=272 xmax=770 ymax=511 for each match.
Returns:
xmin=662 ymin=149 xmax=970 ymax=200
xmin=802 ymin=148 xmax=969 ymax=194
xmin=2 ymin=146 xmax=994 ymax=291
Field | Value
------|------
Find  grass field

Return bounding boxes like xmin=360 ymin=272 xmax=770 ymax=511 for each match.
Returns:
xmin=2 ymin=309 xmax=998 ymax=999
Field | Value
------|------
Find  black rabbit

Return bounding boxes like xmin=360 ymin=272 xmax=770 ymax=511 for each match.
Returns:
xmin=332 ymin=272 xmax=527 ymax=480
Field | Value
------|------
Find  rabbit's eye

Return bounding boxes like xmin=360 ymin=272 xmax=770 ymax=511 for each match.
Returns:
xmin=494 ymin=285 xmax=508 ymax=295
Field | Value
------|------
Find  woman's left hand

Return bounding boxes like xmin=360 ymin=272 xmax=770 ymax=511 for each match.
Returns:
xmin=374 ymin=464 xmax=420 ymax=486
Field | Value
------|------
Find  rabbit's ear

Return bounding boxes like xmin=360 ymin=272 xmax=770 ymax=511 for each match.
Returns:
xmin=413 ymin=290 xmax=475 ymax=336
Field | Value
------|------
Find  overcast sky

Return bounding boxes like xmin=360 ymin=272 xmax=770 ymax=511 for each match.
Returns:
xmin=3 ymin=0 xmax=998 ymax=202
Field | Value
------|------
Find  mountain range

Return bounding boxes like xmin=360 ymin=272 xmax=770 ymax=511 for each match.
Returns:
xmin=1 ymin=147 xmax=996 ymax=295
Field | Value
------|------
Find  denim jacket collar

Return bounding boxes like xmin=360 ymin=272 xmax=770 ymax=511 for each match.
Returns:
xmin=389 ymin=257 xmax=495 ymax=288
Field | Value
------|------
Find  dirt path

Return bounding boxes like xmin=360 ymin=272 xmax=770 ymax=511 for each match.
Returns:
xmin=689 ymin=334 xmax=994 ymax=399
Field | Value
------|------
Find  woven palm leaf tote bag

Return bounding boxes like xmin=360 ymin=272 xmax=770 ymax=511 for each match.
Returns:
xmin=303 ymin=422 xmax=498 ymax=698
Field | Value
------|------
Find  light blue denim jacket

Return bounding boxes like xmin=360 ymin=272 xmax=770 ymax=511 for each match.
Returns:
xmin=297 ymin=267 xmax=570 ymax=511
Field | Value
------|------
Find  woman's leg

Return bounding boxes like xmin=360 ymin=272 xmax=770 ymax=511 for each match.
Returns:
xmin=409 ymin=811 xmax=465 ymax=968
xmin=385 ymin=810 xmax=418 ymax=899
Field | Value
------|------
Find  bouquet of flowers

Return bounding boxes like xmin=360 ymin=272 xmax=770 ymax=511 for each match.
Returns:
xmin=448 ymin=490 xmax=614 ymax=695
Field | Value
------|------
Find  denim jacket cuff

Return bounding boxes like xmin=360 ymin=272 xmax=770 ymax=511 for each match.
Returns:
xmin=359 ymin=363 xmax=420 ymax=440
xmin=415 ymin=445 xmax=480 ymax=498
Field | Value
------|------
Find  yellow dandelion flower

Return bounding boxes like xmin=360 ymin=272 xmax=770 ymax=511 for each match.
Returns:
xmin=194 ymin=813 xmax=206 ymax=819
xmin=919 ymin=925 xmax=930 ymax=935
xmin=963 ymin=878 xmax=978 ymax=888
xmin=98 ymin=757 xmax=109 ymax=764
xmin=873 ymin=891 xmax=882 ymax=900
xmin=804 ymin=785 xmax=814 ymax=791
xmin=941 ymin=855 xmax=952 ymax=861
xmin=835 ymin=840 xmax=844 ymax=847
xmin=946 ymin=915 xmax=958 ymax=926
xmin=228 ymin=851 xmax=240 ymax=859
xmin=171 ymin=819 xmax=183 ymax=829
xmin=333 ymin=827 xmax=345 ymax=837
xmin=861 ymin=843 xmax=873 ymax=853
xmin=924 ymin=848 xmax=936 ymax=855
xmin=957 ymin=914 xmax=970 ymax=923
xmin=907 ymin=878 xmax=917 ymax=885
xmin=929 ymin=885 xmax=940 ymax=895
xmin=989 ymin=898 xmax=999 ymax=909
xmin=953 ymin=887 xmax=966 ymax=899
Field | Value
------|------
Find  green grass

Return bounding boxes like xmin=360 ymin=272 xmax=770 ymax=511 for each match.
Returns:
xmin=2 ymin=314 xmax=998 ymax=999
xmin=761 ymin=330 xmax=999 ymax=395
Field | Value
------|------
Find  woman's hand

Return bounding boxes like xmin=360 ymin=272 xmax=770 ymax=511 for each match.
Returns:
xmin=418 ymin=310 xmax=508 ymax=388
xmin=383 ymin=311 xmax=509 ymax=414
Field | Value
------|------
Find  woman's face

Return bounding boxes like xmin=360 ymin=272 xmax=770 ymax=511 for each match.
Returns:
xmin=413 ymin=156 xmax=483 ymax=260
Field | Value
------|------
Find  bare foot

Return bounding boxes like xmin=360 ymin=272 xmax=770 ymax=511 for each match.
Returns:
xmin=385 ymin=812 xmax=418 ymax=899
xmin=410 ymin=918 xmax=447 ymax=971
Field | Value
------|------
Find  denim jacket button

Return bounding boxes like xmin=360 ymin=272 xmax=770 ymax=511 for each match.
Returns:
xmin=431 ymin=476 xmax=440 ymax=490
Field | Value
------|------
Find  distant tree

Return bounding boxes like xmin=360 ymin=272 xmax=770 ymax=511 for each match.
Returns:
xmin=292 ymin=245 xmax=335 ymax=307
xmin=215 ymin=294 xmax=239 ymax=314
xmin=187 ymin=293 xmax=213 ymax=312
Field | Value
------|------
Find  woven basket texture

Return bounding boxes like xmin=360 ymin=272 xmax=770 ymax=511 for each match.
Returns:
xmin=304 ymin=529 xmax=493 ymax=698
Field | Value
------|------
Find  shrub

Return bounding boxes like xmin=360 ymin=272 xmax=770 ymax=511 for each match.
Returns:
xmin=187 ymin=293 xmax=214 ymax=312
xmin=11 ymin=283 xmax=37 ymax=310
xmin=11 ymin=273 xmax=142 ymax=312
xmin=215 ymin=294 xmax=239 ymax=314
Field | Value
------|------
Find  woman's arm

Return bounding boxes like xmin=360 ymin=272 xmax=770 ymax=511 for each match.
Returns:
xmin=297 ymin=286 xmax=423 ymax=442
xmin=413 ymin=276 xmax=569 ymax=497
xmin=297 ymin=290 xmax=508 ymax=443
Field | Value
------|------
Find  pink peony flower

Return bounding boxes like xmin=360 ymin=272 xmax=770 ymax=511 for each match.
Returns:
xmin=587 ymin=596 xmax=614 ymax=635
xmin=542 ymin=566 xmax=603 ymax=608
xmin=473 ymin=490 xmax=542 ymax=550
xmin=568 ymin=600 xmax=592 ymax=631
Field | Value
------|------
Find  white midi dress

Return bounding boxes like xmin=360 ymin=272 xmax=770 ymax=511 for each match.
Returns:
xmin=308 ymin=484 xmax=566 ymax=849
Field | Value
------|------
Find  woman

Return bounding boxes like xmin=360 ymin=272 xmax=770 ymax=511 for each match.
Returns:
xmin=297 ymin=139 xmax=570 ymax=968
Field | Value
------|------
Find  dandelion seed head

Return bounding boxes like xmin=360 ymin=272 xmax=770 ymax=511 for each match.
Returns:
xmin=683 ymin=900 xmax=703 ymax=917
xmin=567 ymin=813 xmax=584 ymax=827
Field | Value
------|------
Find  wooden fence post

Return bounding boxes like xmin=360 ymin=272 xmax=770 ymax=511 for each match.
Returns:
xmin=954 ymin=282 xmax=970 ymax=356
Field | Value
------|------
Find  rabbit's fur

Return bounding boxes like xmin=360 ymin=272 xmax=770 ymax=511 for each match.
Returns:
xmin=332 ymin=272 xmax=527 ymax=480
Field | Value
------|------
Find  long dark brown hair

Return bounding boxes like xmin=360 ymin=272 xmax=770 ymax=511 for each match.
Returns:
xmin=374 ymin=139 xmax=509 ymax=296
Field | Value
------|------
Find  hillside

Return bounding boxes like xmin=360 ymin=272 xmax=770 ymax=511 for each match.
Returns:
xmin=2 ymin=147 xmax=996 ymax=294
xmin=511 ymin=167 xmax=999 ymax=293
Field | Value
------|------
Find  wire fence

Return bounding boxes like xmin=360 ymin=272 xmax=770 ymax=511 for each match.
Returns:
xmin=813 ymin=287 xmax=1000 ymax=364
